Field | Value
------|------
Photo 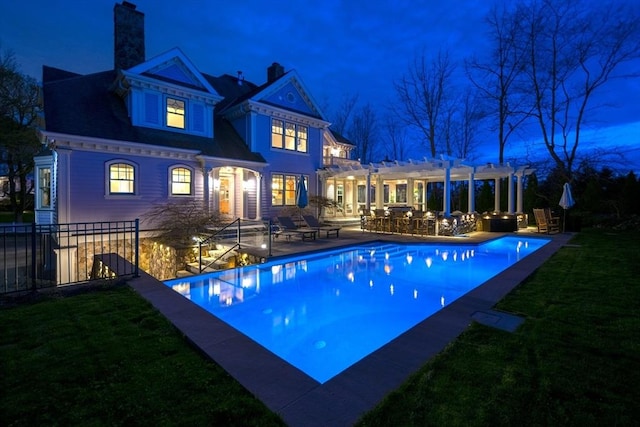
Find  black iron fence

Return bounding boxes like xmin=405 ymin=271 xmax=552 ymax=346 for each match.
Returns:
xmin=1 ymin=220 xmax=139 ymax=294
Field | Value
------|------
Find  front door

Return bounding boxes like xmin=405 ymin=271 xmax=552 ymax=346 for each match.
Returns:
xmin=219 ymin=177 xmax=230 ymax=215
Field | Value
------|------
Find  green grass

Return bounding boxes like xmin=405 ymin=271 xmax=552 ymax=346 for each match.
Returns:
xmin=1 ymin=229 xmax=639 ymax=426
xmin=0 ymin=285 xmax=285 ymax=427
xmin=356 ymin=229 xmax=640 ymax=426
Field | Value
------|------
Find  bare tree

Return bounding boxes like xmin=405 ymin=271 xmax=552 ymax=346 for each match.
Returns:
xmin=349 ymin=102 xmax=378 ymax=164
xmin=517 ymin=0 xmax=640 ymax=182
xmin=330 ymin=93 xmax=359 ymax=135
xmin=382 ymin=115 xmax=411 ymax=161
xmin=394 ymin=49 xmax=455 ymax=158
xmin=453 ymin=88 xmax=485 ymax=161
xmin=465 ymin=3 xmax=529 ymax=164
xmin=0 ymin=47 xmax=41 ymax=222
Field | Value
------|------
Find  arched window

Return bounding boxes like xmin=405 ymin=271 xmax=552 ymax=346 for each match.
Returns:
xmin=108 ymin=162 xmax=136 ymax=194
xmin=170 ymin=166 xmax=192 ymax=195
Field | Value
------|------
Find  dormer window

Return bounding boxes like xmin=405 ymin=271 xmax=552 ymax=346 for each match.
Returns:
xmin=166 ymin=97 xmax=185 ymax=129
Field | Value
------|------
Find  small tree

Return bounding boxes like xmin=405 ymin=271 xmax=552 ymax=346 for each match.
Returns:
xmin=0 ymin=48 xmax=41 ymax=222
xmin=142 ymin=200 xmax=223 ymax=259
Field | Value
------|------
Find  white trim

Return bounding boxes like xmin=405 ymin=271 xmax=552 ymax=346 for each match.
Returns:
xmin=125 ymin=47 xmax=220 ymax=97
xmin=40 ymin=131 xmax=200 ymax=160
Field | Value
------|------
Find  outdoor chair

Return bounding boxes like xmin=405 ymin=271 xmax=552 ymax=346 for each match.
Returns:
xmin=302 ymin=215 xmax=341 ymax=238
xmin=533 ymin=208 xmax=559 ymax=234
xmin=276 ymin=216 xmax=317 ymax=241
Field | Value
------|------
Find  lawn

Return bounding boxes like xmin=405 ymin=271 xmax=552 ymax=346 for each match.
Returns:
xmin=1 ymin=229 xmax=639 ymax=426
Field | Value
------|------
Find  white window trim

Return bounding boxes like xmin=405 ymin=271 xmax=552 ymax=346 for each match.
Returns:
xmin=105 ymin=160 xmax=140 ymax=198
xmin=169 ymin=164 xmax=194 ymax=197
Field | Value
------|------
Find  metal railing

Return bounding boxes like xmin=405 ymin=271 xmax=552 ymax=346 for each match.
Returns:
xmin=0 ymin=220 xmax=139 ymax=294
xmin=196 ymin=219 xmax=276 ymax=273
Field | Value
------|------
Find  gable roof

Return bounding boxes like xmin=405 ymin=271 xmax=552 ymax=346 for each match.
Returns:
xmin=126 ymin=47 xmax=219 ymax=96
xmin=41 ymin=66 xmax=265 ymax=163
xmin=218 ymin=69 xmax=326 ymax=120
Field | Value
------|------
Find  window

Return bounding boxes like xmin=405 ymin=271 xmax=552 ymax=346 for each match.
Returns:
xmin=166 ymin=97 xmax=185 ymax=129
xmin=271 ymin=174 xmax=300 ymax=206
xmin=297 ymin=125 xmax=308 ymax=153
xmin=271 ymin=119 xmax=283 ymax=148
xmin=170 ymin=167 xmax=192 ymax=195
xmin=39 ymin=167 xmax=51 ymax=208
xmin=109 ymin=162 xmax=135 ymax=194
xmin=285 ymin=122 xmax=296 ymax=150
xmin=271 ymin=119 xmax=308 ymax=153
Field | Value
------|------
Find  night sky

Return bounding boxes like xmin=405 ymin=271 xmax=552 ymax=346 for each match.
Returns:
xmin=2 ymin=0 xmax=639 ymax=172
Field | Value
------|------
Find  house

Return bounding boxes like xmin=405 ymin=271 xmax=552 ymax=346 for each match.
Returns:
xmin=35 ymin=1 xmax=354 ymax=229
xmin=35 ymin=1 xmax=532 ymax=238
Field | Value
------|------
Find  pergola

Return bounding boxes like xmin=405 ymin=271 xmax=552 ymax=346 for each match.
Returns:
xmin=318 ymin=157 xmax=535 ymax=216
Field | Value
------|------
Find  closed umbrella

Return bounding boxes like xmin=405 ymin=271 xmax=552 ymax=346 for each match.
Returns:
xmin=559 ymin=182 xmax=575 ymax=232
xmin=296 ymin=175 xmax=308 ymax=222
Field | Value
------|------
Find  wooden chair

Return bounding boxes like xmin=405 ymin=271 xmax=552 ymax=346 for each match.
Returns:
xmin=533 ymin=209 xmax=559 ymax=234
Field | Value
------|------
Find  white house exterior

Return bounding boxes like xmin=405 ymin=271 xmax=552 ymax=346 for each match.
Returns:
xmin=35 ymin=1 xmax=353 ymax=229
xmin=35 ymin=1 xmax=530 ymax=233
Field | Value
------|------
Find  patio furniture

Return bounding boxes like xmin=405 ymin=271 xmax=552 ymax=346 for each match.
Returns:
xmin=276 ymin=216 xmax=317 ymax=241
xmin=302 ymin=215 xmax=341 ymax=238
xmin=533 ymin=208 xmax=559 ymax=234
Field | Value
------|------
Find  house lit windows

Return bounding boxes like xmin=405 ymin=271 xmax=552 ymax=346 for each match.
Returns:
xmin=109 ymin=162 xmax=135 ymax=194
xmin=271 ymin=119 xmax=308 ymax=153
xmin=170 ymin=167 xmax=192 ymax=195
xmin=297 ymin=125 xmax=307 ymax=152
xmin=166 ymin=97 xmax=185 ymax=129
xmin=271 ymin=174 xmax=298 ymax=206
xmin=38 ymin=167 xmax=51 ymax=208
xmin=285 ymin=122 xmax=296 ymax=150
xmin=271 ymin=119 xmax=283 ymax=148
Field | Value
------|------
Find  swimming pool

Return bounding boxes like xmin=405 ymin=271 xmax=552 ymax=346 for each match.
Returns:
xmin=164 ymin=236 xmax=549 ymax=383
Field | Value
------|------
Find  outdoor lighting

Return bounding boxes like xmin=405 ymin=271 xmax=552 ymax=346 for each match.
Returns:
xmin=261 ymin=243 xmax=267 ymax=249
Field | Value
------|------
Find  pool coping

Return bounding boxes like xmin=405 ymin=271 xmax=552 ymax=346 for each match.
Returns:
xmin=128 ymin=229 xmax=573 ymax=426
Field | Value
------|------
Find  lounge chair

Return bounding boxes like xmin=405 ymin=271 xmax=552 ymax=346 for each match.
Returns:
xmin=302 ymin=215 xmax=341 ymax=238
xmin=276 ymin=216 xmax=317 ymax=241
xmin=533 ymin=208 xmax=559 ymax=234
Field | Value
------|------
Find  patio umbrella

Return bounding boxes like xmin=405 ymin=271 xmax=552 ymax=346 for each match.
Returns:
xmin=296 ymin=175 xmax=308 ymax=222
xmin=559 ymin=182 xmax=575 ymax=232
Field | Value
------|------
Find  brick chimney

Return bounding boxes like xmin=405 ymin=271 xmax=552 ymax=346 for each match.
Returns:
xmin=267 ymin=62 xmax=285 ymax=82
xmin=114 ymin=1 xmax=145 ymax=70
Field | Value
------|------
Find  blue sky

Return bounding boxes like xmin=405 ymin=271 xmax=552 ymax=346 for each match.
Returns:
xmin=2 ymin=0 xmax=639 ymax=173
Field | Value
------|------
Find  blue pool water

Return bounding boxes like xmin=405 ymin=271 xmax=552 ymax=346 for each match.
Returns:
xmin=164 ymin=236 xmax=549 ymax=383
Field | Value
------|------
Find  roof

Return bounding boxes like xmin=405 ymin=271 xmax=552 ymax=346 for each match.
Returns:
xmin=329 ymin=129 xmax=354 ymax=146
xmin=41 ymin=66 xmax=266 ymax=163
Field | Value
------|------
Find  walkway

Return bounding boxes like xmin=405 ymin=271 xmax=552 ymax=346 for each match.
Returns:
xmin=127 ymin=227 xmax=573 ymax=426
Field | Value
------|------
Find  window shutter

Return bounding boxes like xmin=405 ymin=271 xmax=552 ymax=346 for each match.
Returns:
xmin=145 ymin=93 xmax=159 ymax=124
xmin=192 ymin=103 xmax=204 ymax=132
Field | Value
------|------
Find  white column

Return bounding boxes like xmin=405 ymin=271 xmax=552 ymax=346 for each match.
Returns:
xmin=468 ymin=172 xmax=475 ymax=213
xmin=407 ymin=178 xmax=414 ymax=208
xmin=365 ymin=173 xmax=371 ymax=212
xmin=202 ymin=167 xmax=210 ymax=214
xmin=494 ymin=178 xmax=501 ymax=212
xmin=212 ymin=168 xmax=220 ymax=213
xmin=255 ymin=172 xmax=262 ymax=220
xmin=375 ymin=175 xmax=384 ymax=209
xmin=443 ymin=167 xmax=451 ymax=216
xmin=507 ymin=173 xmax=515 ymax=214
xmin=516 ymin=173 xmax=524 ymax=213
